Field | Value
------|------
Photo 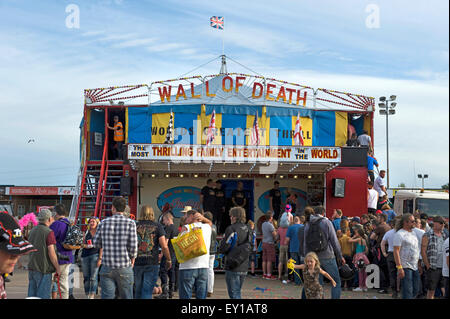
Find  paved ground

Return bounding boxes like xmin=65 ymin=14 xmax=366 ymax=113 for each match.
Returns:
xmin=5 ymin=255 xmax=393 ymax=299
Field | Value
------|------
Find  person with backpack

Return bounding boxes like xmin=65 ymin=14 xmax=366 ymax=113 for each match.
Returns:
xmin=49 ymin=204 xmax=74 ymax=299
xmin=219 ymin=207 xmax=253 ymax=299
xmin=303 ymin=206 xmax=345 ymax=299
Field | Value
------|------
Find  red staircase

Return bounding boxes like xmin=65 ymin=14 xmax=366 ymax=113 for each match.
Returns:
xmin=72 ymin=131 xmax=124 ymax=230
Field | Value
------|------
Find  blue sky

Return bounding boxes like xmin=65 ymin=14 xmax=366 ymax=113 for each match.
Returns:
xmin=0 ymin=0 xmax=448 ymax=187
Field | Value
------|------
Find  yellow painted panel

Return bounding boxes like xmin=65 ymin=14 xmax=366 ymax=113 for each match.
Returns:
xmin=335 ymin=111 xmax=348 ymax=146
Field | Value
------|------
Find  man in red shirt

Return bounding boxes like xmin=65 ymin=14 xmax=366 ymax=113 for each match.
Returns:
xmin=0 ymin=212 xmax=36 ymax=299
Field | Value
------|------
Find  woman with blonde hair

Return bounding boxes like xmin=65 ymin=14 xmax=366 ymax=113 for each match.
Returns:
xmin=81 ymin=217 xmax=102 ymax=299
xmin=134 ymin=205 xmax=171 ymax=299
xmin=139 ymin=205 xmax=155 ymax=221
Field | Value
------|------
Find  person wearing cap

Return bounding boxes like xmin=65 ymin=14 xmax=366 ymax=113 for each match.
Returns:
xmin=421 ymin=216 xmax=448 ymax=299
xmin=180 ymin=206 xmax=192 ymax=216
xmin=49 ymin=203 xmax=74 ymax=299
xmin=0 ymin=212 xmax=36 ymax=299
xmin=27 ymin=209 xmax=61 ymax=299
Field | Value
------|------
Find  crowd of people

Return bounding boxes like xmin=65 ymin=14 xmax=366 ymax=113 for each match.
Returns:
xmin=0 ymin=186 xmax=448 ymax=300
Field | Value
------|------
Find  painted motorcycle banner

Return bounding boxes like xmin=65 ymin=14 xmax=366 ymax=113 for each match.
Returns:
xmin=157 ymin=186 xmax=201 ymax=218
xmin=258 ymin=187 xmax=307 ymax=215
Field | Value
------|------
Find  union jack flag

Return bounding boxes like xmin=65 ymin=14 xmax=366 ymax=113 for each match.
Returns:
xmin=206 ymin=110 xmax=216 ymax=146
xmin=250 ymin=112 xmax=260 ymax=146
xmin=210 ymin=16 xmax=224 ymax=30
xmin=294 ymin=112 xmax=304 ymax=146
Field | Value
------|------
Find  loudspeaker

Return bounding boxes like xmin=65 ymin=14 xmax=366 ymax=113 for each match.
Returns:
xmin=120 ymin=177 xmax=133 ymax=196
xmin=332 ymin=178 xmax=345 ymax=198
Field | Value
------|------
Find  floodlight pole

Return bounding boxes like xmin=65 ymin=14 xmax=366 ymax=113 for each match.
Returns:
xmin=379 ymin=96 xmax=397 ymax=189
xmin=385 ymin=102 xmax=390 ymax=189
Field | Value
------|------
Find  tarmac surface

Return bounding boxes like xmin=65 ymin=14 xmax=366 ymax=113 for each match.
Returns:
xmin=4 ymin=254 xmax=393 ymax=300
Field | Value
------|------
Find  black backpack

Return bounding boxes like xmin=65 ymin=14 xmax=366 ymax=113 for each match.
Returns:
xmin=225 ymin=225 xmax=252 ymax=269
xmin=305 ymin=217 xmax=328 ymax=253
xmin=61 ymin=219 xmax=84 ymax=250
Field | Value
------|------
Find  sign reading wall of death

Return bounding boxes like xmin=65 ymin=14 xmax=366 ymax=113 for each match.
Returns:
xmin=154 ymin=75 xmax=310 ymax=107
xmin=128 ymin=144 xmax=341 ymax=163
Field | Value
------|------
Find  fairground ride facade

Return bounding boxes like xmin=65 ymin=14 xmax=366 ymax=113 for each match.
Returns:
xmin=70 ymin=56 xmax=375 ymax=234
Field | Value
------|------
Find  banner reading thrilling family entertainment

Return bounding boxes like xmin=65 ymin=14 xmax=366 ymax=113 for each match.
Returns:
xmin=128 ymin=144 xmax=341 ymax=163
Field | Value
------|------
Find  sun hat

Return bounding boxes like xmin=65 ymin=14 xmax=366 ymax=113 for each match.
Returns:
xmin=0 ymin=212 xmax=36 ymax=255
xmin=180 ymin=206 xmax=193 ymax=214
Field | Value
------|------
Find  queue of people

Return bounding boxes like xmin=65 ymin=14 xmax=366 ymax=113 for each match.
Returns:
xmin=1 ymin=190 xmax=448 ymax=300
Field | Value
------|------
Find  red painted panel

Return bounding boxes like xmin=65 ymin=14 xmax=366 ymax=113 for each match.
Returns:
xmin=326 ymin=167 xmax=367 ymax=218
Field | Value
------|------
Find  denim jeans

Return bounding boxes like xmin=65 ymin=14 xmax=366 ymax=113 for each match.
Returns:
xmin=401 ymin=268 xmax=420 ymax=299
xmin=99 ymin=265 xmax=134 ymax=299
xmin=28 ymin=271 xmax=53 ymax=299
xmin=319 ymin=258 xmax=342 ymax=299
xmin=225 ymin=271 xmax=247 ymax=299
xmin=133 ymin=264 xmax=160 ymax=299
xmin=178 ymin=268 xmax=208 ymax=299
xmin=81 ymin=254 xmax=100 ymax=295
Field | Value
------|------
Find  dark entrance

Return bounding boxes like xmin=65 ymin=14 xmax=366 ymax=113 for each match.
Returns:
xmin=107 ymin=108 xmax=126 ymax=160
xmin=217 ymin=179 xmax=254 ymax=234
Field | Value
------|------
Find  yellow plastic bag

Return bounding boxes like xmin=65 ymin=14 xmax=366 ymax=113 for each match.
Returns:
xmin=171 ymin=224 xmax=207 ymax=263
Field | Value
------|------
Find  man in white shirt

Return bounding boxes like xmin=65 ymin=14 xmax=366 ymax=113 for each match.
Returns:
xmin=374 ymin=170 xmax=387 ymax=208
xmin=357 ymin=130 xmax=373 ymax=153
xmin=367 ymin=181 xmax=379 ymax=215
xmin=178 ymin=210 xmax=212 ymax=299
xmin=393 ymin=214 xmax=421 ymax=299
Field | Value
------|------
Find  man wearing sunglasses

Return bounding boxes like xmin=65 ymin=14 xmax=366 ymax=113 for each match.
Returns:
xmin=393 ymin=213 xmax=421 ymax=299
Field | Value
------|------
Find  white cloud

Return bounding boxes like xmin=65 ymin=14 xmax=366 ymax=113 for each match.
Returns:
xmin=112 ymin=38 xmax=156 ymax=48
xmin=146 ymin=42 xmax=187 ymax=52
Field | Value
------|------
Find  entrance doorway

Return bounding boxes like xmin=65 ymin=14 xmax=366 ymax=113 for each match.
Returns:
xmin=217 ymin=179 xmax=254 ymax=233
xmin=107 ymin=108 xmax=125 ymax=160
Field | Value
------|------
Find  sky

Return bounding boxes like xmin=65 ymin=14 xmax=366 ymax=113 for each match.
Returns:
xmin=0 ymin=0 xmax=448 ymax=188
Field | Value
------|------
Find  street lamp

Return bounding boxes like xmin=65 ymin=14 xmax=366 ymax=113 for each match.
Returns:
xmin=417 ymin=174 xmax=428 ymax=189
xmin=379 ymin=95 xmax=397 ymax=189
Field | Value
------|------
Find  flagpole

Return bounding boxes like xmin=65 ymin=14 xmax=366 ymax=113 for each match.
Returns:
xmin=222 ymin=17 xmax=225 ymax=55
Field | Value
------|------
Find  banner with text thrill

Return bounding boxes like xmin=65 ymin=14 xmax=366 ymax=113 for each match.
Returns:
xmin=127 ymin=107 xmax=363 ymax=147
xmin=128 ymin=144 xmax=341 ymax=163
